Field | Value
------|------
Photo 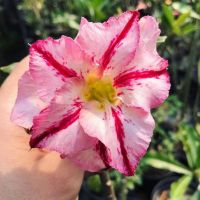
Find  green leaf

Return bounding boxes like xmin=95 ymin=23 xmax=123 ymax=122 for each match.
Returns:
xmin=68 ymin=20 xmax=79 ymax=30
xmin=157 ymin=36 xmax=167 ymax=44
xmin=143 ymin=152 xmax=192 ymax=175
xmin=172 ymin=2 xmax=191 ymax=13
xmin=178 ymin=124 xmax=200 ymax=169
xmin=172 ymin=26 xmax=181 ymax=35
xmin=194 ymin=168 xmax=200 ymax=179
xmin=170 ymin=175 xmax=193 ymax=200
xmin=162 ymin=4 xmax=174 ymax=27
xmin=197 ymin=145 xmax=200 ymax=168
xmin=191 ymin=191 xmax=200 ymax=200
xmin=52 ymin=12 xmax=79 ymax=30
xmin=0 ymin=63 xmax=16 ymax=74
xmin=198 ymin=60 xmax=200 ymax=86
xmin=172 ymin=2 xmax=200 ymax=20
xmin=174 ymin=12 xmax=190 ymax=27
xmin=181 ymin=24 xmax=198 ymax=35
xmin=86 ymin=174 xmax=102 ymax=193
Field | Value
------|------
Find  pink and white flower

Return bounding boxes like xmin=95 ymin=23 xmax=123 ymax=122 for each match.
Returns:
xmin=11 ymin=11 xmax=170 ymax=176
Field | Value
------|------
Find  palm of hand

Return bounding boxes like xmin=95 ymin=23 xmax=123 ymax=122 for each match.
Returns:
xmin=0 ymin=57 xmax=84 ymax=200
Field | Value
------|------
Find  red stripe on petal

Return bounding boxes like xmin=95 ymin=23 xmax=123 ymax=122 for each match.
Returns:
xmin=31 ymin=42 xmax=77 ymax=78
xmin=112 ymin=108 xmax=133 ymax=175
xmin=96 ymin=141 xmax=111 ymax=168
xmin=100 ymin=11 xmax=139 ymax=72
xmin=114 ymin=68 xmax=167 ymax=87
xmin=30 ymin=108 xmax=81 ymax=148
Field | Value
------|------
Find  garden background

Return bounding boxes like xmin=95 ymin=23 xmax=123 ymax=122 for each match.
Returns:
xmin=0 ymin=0 xmax=200 ymax=199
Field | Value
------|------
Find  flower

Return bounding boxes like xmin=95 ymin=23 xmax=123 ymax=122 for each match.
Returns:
xmin=11 ymin=11 xmax=170 ymax=176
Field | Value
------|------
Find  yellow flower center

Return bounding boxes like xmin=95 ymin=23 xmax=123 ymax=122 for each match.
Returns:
xmin=84 ymin=73 xmax=119 ymax=108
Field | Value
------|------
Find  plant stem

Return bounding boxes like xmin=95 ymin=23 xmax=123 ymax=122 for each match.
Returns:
xmin=119 ymin=176 xmax=128 ymax=200
xmin=99 ymin=170 xmax=116 ymax=200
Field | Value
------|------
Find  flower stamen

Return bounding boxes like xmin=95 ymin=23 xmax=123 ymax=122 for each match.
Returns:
xmin=84 ymin=73 xmax=119 ymax=108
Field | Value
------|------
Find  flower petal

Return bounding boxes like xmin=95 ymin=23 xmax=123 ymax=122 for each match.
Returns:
xmin=51 ymin=36 xmax=94 ymax=77
xmin=112 ymin=16 xmax=170 ymax=111
xmin=30 ymin=78 xmax=94 ymax=155
xmin=79 ymin=104 xmax=154 ymax=175
xmin=79 ymin=104 xmax=115 ymax=167
xmin=127 ymin=16 xmax=168 ymax=72
xmin=110 ymin=106 xmax=155 ymax=175
xmin=66 ymin=146 xmax=106 ymax=172
xmin=114 ymin=68 xmax=168 ymax=87
xmin=139 ymin=16 xmax=160 ymax=52
xmin=76 ymin=11 xmax=140 ymax=75
xmin=117 ymin=71 xmax=170 ymax=110
xmin=30 ymin=36 xmax=93 ymax=102
xmin=11 ymin=71 xmax=46 ymax=129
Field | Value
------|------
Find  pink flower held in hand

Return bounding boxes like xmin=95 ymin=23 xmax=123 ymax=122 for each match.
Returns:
xmin=11 ymin=11 xmax=170 ymax=176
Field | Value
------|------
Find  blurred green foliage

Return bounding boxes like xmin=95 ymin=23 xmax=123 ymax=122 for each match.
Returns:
xmin=1 ymin=0 xmax=200 ymax=198
xmin=144 ymin=124 xmax=200 ymax=199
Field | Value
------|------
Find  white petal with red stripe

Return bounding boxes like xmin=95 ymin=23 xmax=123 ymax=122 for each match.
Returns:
xmin=115 ymin=70 xmax=170 ymax=110
xmin=29 ymin=36 xmax=93 ymax=102
xmin=30 ymin=78 xmax=96 ymax=156
xmin=79 ymin=103 xmax=154 ymax=175
xmin=76 ymin=11 xmax=140 ymax=76
xmin=127 ymin=16 xmax=168 ymax=72
xmin=11 ymin=71 xmax=46 ymax=129
xmin=67 ymin=146 xmax=106 ymax=172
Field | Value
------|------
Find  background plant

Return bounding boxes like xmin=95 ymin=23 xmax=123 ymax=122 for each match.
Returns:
xmin=1 ymin=0 xmax=200 ymax=199
xmin=144 ymin=124 xmax=200 ymax=199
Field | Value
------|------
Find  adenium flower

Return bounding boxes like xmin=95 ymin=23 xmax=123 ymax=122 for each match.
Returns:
xmin=11 ymin=11 xmax=170 ymax=176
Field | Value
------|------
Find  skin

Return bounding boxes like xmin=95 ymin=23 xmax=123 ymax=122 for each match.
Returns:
xmin=0 ymin=57 xmax=84 ymax=200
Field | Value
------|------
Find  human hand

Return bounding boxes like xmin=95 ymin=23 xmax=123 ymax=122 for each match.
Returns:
xmin=0 ymin=57 xmax=84 ymax=200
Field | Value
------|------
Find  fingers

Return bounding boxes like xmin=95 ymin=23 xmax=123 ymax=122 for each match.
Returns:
xmin=0 ymin=56 xmax=84 ymax=199
xmin=0 ymin=56 xmax=29 ymax=115
xmin=0 ymin=56 xmax=29 ymax=137
xmin=0 ymin=152 xmax=84 ymax=200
